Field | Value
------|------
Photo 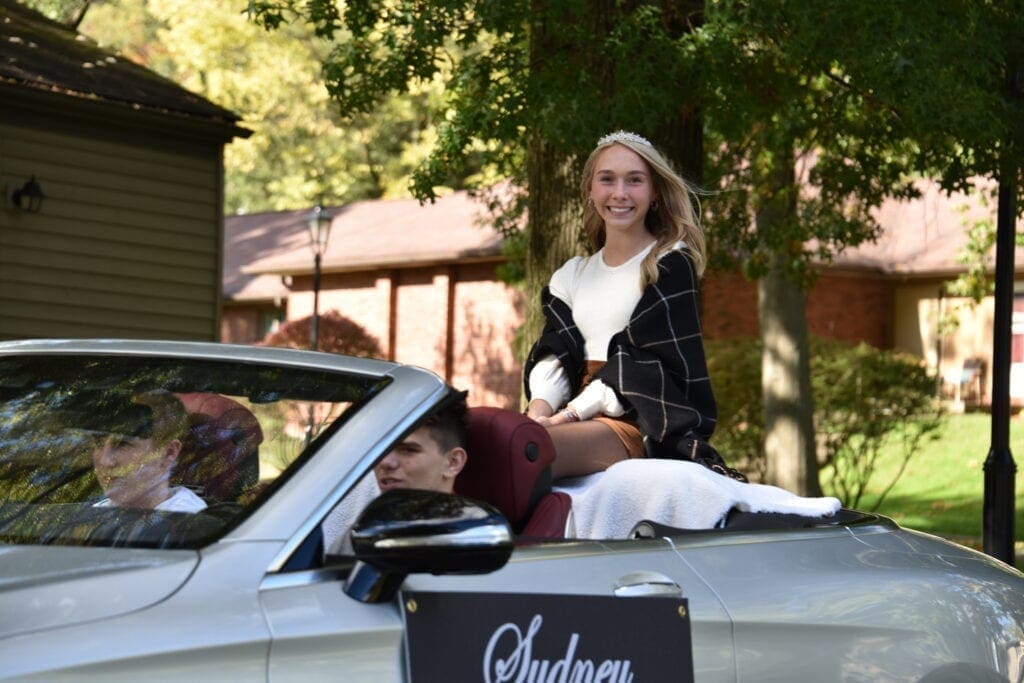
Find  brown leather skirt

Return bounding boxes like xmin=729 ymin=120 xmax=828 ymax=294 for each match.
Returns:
xmin=582 ymin=361 xmax=645 ymax=459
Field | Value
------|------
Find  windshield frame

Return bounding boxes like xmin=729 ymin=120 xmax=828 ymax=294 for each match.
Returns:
xmin=0 ymin=342 xmax=395 ymax=550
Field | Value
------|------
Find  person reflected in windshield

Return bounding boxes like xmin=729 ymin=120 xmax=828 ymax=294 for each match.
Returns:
xmin=91 ymin=391 xmax=207 ymax=513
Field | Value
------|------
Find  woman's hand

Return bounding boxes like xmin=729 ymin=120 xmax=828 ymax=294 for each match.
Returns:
xmin=525 ymin=399 xmax=554 ymax=422
xmin=528 ymin=400 xmax=580 ymax=427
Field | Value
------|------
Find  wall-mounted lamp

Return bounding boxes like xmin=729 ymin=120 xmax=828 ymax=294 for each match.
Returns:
xmin=11 ymin=175 xmax=44 ymax=213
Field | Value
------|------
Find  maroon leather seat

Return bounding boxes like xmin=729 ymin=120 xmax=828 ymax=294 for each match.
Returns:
xmin=173 ymin=393 xmax=263 ymax=503
xmin=454 ymin=407 xmax=571 ymax=539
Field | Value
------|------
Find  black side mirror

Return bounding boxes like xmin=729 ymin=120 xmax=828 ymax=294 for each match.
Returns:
xmin=343 ymin=489 xmax=513 ymax=603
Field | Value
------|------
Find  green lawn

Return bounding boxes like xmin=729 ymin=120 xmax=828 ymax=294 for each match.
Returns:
xmin=846 ymin=412 xmax=1024 ymax=565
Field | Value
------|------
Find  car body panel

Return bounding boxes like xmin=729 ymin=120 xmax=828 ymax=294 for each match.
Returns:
xmin=672 ymin=526 xmax=1023 ymax=681
xmin=0 ymin=340 xmax=1021 ymax=682
xmin=260 ymin=540 xmax=736 ymax=682
xmin=260 ymin=571 xmax=406 ymax=682
xmin=1 ymin=540 xmax=281 ymax=681
xmin=0 ymin=545 xmax=197 ymax=639
xmin=407 ymin=539 xmax=737 ymax=682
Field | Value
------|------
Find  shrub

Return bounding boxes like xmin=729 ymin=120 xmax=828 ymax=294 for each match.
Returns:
xmin=706 ymin=336 xmax=941 ymax=507
xmin=705 ymin=338 xmax=765 ymax=481
xmin=811 ymin=339 xmax=942 ymax=509
xmin=261 ymin=310 xmax=383 ymax=358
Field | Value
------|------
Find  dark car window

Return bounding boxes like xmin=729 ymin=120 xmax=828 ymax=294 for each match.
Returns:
xmin=0 ymin=354 xmax=388 ymax=550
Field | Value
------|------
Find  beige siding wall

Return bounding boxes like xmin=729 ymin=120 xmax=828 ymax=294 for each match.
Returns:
xmin=891 ymin=278 xmax=1024 ymax=402
xmin=0 ymin=120 xmax=221 ymax=340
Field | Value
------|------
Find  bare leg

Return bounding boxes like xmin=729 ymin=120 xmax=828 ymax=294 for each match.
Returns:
xmin=546 ymin=420 xmax=629 ymax=479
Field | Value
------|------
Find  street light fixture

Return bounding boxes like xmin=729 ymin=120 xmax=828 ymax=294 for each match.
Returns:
xmin=306 ymin=202 xmax=333 ymax=351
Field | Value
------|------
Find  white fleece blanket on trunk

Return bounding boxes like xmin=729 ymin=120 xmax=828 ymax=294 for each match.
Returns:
xmin=554 ymin=459 xmax=842 ymax=540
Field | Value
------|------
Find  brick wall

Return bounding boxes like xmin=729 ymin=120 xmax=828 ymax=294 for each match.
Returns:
xmin=450 ymin=263 xmax=525 ymax=409
xmin=221 ymin=305 xmax=262 ymax=345
xmin=220 ymin=303 xmax=282 ymax=345
xmin=228 ymin=263 xmax=892 ymax=409
xmin=806 ymin=272 xmax=890 ymax=347
xmin=702 ymin=271 xmax=760 ymax=340
xmin=282 ymin=262 xmax=523 ymax=409
xmin=289 ymin=271 xmax=392 ymax=355
xmin=702 ymin=269 xmax=891 ymax=347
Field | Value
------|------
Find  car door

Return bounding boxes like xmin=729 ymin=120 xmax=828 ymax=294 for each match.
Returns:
xmin=260 ymin=535 xmax=735 ymax=682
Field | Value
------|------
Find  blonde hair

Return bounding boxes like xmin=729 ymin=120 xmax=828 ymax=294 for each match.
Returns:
xmin=580 ymin=135 xmax=707 ymax=287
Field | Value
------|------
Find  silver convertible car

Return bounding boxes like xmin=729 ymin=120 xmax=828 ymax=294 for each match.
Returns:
xmin=1 ymin=340 xmax=1021 ymax=682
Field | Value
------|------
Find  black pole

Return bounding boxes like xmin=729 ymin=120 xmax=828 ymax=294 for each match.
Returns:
xmin=310 ymin=251 xmax=322 ymax=352
xmin=983 ymin=160 xmax=1018 ymax=565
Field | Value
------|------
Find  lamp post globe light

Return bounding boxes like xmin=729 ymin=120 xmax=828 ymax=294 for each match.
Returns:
xmin=306 ymin=203 xmax=333 ymax=351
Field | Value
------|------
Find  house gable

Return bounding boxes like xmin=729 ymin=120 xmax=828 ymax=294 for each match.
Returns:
xmin=0 ymin=1 xmax=247 ymax=341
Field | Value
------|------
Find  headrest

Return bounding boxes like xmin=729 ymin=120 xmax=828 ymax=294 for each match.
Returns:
xmin=173 ymin=392 xmax=264 ymax=502
xmin=454 ymin=407 xmax=556 ymax=528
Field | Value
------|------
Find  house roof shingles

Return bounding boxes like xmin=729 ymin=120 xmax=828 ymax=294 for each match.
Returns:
xmin=226 ymin=181 xmax=1024 ymax=302
xmin=232 ymin=190 xmax=504 ymax=301
xmin=0 ymin=1 xmax=244 ymax=133
xmin=836 ymin=180 xmax=1024 ymax=277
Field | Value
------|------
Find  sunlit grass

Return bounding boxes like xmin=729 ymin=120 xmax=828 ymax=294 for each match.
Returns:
xmin=855 ymin=411 xmax=1024 ymax=566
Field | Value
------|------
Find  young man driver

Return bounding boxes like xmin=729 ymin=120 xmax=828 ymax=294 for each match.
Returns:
xmin=90 ymin=390 xmax=207 ymax=513
xmin=373 ymin=390 xmax=468 ymax=494
xmin=322 ymin=389 xmax=469 ymax=554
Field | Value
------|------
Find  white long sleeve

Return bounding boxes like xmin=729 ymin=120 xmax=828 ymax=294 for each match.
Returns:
xmin=528 ymin=355 xmax=571 ymax=410
xmin=568 ymin=379 xmax=626 ymax=420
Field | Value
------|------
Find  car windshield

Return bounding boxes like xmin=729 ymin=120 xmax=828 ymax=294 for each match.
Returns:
xmin=0 ymin=354 xmax=388 ymax=550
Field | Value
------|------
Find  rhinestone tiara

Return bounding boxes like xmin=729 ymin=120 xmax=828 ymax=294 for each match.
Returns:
xmin=597 ymin=130 xmax=652 ymax=148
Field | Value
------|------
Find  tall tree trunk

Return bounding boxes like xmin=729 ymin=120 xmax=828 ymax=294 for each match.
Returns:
xmin=523 ymin=134 xmax=583 ymax=351
xmin=521 ymin=1 xmax=587 ymax=357
xmin=656 ymin=0 xmax=704 ymax=185
xmin=756 ymin=156 xmax=822 ymax=496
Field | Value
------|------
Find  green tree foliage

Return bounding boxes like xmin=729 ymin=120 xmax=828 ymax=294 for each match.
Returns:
xmin=942 ymin=186 xmax=1024 ymax=334
xmin=22 ymin=0 xmax=91 ymax=27
xmin=247 ymin=0 xmax=703 ymax=195
xmin=812 ymin=340 xmax=942 ymax=511
xmin=245 ymin=1 xmax=706 ymax=317
xmin=708 ymin=337 xmax=941 ymax=509
xmin=243 ymin=1 xmax=1024 ymax=496
xmin=41 ymin=0 xmax=461 ymax=213
xmin=689 ymin=1 xmax=1024 ymax=494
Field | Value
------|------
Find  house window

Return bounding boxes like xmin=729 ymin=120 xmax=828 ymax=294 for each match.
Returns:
xmin=1012 ymin=293 xmax=1024 ymax=364
xmin=259 ymin=308 xmax=284 ymax=340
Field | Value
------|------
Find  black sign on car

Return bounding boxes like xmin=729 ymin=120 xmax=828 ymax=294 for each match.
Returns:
xmin=401 ymin=591 xmax=694 ymax=683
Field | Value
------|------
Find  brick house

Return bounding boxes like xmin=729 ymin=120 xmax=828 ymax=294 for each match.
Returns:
xmin=703 ymin=181 xmax=1024 ymax=407
xmin=224 ymin=182 xmax=1023 ymax=408
xmin=0 ymin=2 xmax=248 ymax=340
xmin=226 ymin=191 xmax=523 ymax=409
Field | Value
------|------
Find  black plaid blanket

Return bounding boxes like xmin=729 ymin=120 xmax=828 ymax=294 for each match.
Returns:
xmin=525 ymin=249 xmax=745 ymax=479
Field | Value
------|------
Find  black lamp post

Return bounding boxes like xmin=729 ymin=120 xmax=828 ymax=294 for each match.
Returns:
xmin=306 ymin=203 xmax=333 ymax=351
xmin=983 ymin=64 xmax=1020 ymax=565
xmin=984 ymin=166 xmax=1017 ymax=565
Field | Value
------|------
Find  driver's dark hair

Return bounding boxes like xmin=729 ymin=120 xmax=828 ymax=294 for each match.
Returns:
xmin=422 ymin=389 xmax=469 ymax=453
xmin=133 ymin=390 xmax=188 ymax=446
